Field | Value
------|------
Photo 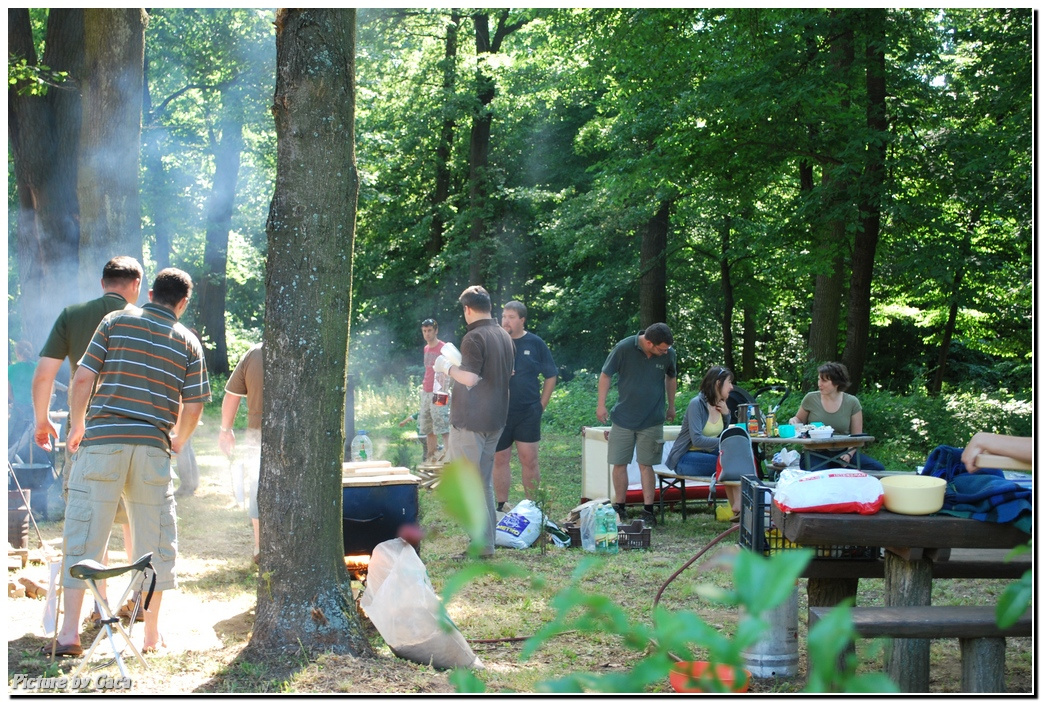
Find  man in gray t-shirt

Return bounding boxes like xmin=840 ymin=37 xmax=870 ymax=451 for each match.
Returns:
xmin=596 ymin=323 xmax=677 ymax=524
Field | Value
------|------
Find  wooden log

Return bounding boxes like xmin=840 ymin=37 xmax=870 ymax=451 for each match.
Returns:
xmin=961 ymin=637 xmax=1006 ymax=693
xmin=884 ymin=551 xmax=932 ymax=693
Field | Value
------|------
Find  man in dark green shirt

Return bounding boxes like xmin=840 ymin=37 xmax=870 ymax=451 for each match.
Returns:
xmin=597 ymin=323 xmax=677 ymax=524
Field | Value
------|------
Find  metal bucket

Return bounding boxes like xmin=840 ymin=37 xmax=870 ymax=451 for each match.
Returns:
xmin=742 ymin=589 xmax=800 ymax=678
xmin=8 ymin=489 xmax=30 ymax=550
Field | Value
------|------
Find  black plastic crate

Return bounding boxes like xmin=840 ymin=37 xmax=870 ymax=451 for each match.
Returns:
xmin=738 ymin=476 xmax=880 ymax=560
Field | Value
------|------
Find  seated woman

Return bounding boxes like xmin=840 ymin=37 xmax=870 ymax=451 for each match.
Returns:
xmin=664 ymin=365 xmax=742 ymax=514
xmin=791 ymin=361 xmax=885 ymax=471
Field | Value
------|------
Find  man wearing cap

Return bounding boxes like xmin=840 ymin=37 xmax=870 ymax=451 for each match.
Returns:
xmin=412 ymin=319 xmax=451 ymax=463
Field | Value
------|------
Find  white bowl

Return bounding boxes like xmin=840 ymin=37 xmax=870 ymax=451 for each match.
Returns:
xmin=880 ymin=475 xmax=946 ymax=515
xmin=808 ymin=428 xmax=834 ymax=439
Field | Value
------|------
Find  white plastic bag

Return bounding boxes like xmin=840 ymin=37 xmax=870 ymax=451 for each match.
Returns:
xmin=773 ymin=468 xmax=884 ymax=515
xmin=578 ymin=502 xmax=600 ymax=552
xmin=361 ymin=538 xmax=483 ymax=670
xmin=494 ymin=499 xmax=544 ymax=549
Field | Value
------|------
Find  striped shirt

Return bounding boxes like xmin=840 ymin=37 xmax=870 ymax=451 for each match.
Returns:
xmin=78 ymin=302 xmax=210 ymax=451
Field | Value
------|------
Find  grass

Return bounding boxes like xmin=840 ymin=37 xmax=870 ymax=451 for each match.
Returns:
xmin=5 ymin=382 xmax=1032 ymax=693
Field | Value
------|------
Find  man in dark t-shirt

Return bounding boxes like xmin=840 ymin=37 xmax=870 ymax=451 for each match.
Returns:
xmin=435 ymin=286 xmax=514 ymax=558
xmin=492 ymin=300 xmax=557 ymax=510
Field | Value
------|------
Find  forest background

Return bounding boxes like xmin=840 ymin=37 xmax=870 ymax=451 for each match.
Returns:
xmin=8 ymin=8 xmax=1034 ymax=420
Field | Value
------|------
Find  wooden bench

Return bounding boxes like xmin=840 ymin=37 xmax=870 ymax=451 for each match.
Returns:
xmin=809 ymin=605 xmax=1032 ymax=692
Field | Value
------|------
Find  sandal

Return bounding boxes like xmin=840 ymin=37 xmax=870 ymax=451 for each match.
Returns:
xmin=142 ymin=635 xmax=166 ymax=654
xmin=119 ymin=602 xmax=145 ymax=622
xmin=40 ymin=642 xmax=83 ymax=658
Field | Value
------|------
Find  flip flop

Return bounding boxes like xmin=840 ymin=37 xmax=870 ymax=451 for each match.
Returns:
xmin=40 ymin=642 xmax=83 ymax=658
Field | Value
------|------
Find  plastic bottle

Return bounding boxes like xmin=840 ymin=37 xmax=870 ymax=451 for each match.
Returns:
xmin=350 ymin=430 xmax=374 ymax=462
xmin=604 ymin=506 xmax=619 ymax=554
xmin=594 ymin=505 xmax=608 ymax=553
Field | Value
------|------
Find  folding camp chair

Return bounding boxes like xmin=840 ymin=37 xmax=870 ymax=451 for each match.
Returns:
xmin=69 ymin=552 xmax=155 ymax=679
xmin=708 ymin=425 xmax=760 ymax=496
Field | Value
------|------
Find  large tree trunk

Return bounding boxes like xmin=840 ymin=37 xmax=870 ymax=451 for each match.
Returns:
xmin=249 ymin=8 xmax=370 ymax=657
xmin=8 ymin=9 xmax=85 ymax=344
xmin=741 ymin=307 xmax=757 ymax=380
xmin=638 ymin=199 xmax=670 ymax=328
xmin=77 ymin=8 xmax=146 ymax=298
xmin=842 ymin=9 xmax=887 ymax=393
xmin=430 ymin=9 xmax=460 ymax=257
xmin=195 ymin=94 xmax=244 ymax=375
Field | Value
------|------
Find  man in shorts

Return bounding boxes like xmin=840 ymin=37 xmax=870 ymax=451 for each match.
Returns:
xmin=52 ymin=268 xmax=209 ymax=657
xmin=416 ymin=319 xmax=450 ymax=463
xmin=32 ymin=256 xmax=143 ymax=622
xmin=493 ymin=301 xmax=557 ymax=511
xmin=596 ymin=323 xmax=677 ymax=525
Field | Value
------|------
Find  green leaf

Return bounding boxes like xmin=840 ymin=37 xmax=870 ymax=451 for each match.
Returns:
xmin=435 ymin=458 xmax=489 ymax=553
xmin=996 ymin=570 xmax=1032 ymax=629
xmin=449 ymin=668 xmax=486 ymax=693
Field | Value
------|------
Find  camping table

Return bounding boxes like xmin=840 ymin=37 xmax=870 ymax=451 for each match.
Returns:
xmin=751 ymin=434 xmax=876 ymax=473
xmin=771 ymin=505 xmax=1030 ymax=691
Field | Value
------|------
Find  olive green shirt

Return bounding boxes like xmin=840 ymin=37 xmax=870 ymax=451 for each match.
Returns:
xmin=38 ymin=292 xmax=133 ymax=376
xmin=798 ymin=391 xmax=862 ymax=434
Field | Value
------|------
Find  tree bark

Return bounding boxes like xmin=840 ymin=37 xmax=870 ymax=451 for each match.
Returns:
xmin=142 ymin=51 xmax=172 ymax=270
xmin=719 ymin=216 xmax=736 ymax=373
xmin=77 ymin=8 xmax=146 ymax=298
xmin=807 ymin=11 xmax=853 ymax=369
xmin=741 ymin=307 xmax=757 ymax=380
xmin=249 ymin=8 xmax=370 ymax=657
xmin=8 ymin=8 xmax=85 ymax=344
xmin=467 ymin=10 xmax=527 ymax=286
xmin=932 ymin=217 xmax=976 ymax=395
xmin=842 ymin=10 xmax=887 ymax=393
xmin=638 ymin=199 xmax=670 ymax=328
xmin=195 ymin=93 xmax=244 ymax=375
xmin=430 ymin=10 xmax=460 ymax=257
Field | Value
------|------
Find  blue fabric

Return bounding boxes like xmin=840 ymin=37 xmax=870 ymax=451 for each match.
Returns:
xmin=675 ymin=450 xmax=718 ymax=477
xmin=921 ymin=445 xmax=1032 ymax=533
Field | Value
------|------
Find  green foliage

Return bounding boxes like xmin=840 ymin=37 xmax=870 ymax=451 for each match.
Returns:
xmin=7 ymin=58 xmax=68 ymax=96
xmin=435 ymin=459 xmax=489 ymax=555
xmin=996 ymin=543 xmax=1032 ymax=629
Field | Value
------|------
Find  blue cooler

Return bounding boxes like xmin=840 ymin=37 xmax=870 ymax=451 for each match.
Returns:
xmin=341 ymin=464 xmax=420 ymax=556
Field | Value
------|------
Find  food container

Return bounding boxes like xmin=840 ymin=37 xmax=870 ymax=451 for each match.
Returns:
xmin=777 ymin=424 xmax=796 ymax=439
xmin=669 ymin=660 xmax=750 ymax=693
xmin=879 ymin=475 xmax=946 ymax=515
xmin=808 ymin=427 xmax=834 ymax=439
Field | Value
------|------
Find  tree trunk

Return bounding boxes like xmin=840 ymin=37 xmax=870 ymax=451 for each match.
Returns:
xmin=807 ymin=11 xmax=853 ymax=369
xmin=249 ymin=8 xmax=370 ymax=657
xmin=8 ymin=8 xmax=85 ymax=344
xmin=467 ymin=10 xmax=527 ymax=286
xmin=716 ymin=216 xmax=736 ymax=373
xmin=77 ymin=8 xmax=146 ymax=299
xmin=741 ymin=307 xmax=757 ymax=380
xmin=842 ymin=9 xmax=887 ymax=393
xmin=638 ymin=199 xmax=670 ymax=328
xmin=195 ymin=95 xmax=244 ymax=376
xmin=430 ymin=10 xmax=460 ymax=257
xmin=932 ymin=217 xmax=976 ymax=395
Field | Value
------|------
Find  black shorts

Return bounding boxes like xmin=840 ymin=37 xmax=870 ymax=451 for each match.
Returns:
xmin=495 ymin=404 xmax=543 ymax=451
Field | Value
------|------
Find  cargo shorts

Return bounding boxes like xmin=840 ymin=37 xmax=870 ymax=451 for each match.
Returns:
xmin=62 ymin=443 xmax=178 ymax=591
xmin=419 ymin=391 xmax=451 ymax=437
xmin=607 ymin=423 xmax=664 ymax=467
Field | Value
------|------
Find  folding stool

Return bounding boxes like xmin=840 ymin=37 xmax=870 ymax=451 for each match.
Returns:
xmin=69 ymin=552 xmax=155 ymax=679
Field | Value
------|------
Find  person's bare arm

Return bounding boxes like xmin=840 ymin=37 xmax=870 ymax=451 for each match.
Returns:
xmin=31 ymin=357 xmax=63 ymax=449
xmin=66 ymin=366 xmax=97 ymax=453
xmin=596 ymin=373 xmax=611 ymax=424
xmin=171 ymin=402 xmax=205 ymax=455
xmin=540 ymin=375 xmax=557 ymax=411
xmin=218 ymin=393 xmax=244 ymax=457
xmin=962 ymin=433 xmax=1033 ymax=472
xmin=665 ymin=375 xmax=677 ymax=423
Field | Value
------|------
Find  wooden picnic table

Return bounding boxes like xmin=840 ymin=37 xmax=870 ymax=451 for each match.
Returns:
xmin=771 ymin=505 xmax=1031 ymax=691
xmin=751 ymin=433 xmax=876 ymax=472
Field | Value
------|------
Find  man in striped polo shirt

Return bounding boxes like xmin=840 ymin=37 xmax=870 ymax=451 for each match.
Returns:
xmin=52 ymin=268 xmax=210 ymax=657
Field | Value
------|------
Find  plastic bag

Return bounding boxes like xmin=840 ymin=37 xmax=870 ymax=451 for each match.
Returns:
xmin=360 ymin=538 xmax=483 ymax=670
xmin=494 ymin=499 xmax=543 ymax=549
xmin=579 ymin=502 xmax=600 ymax=552
xmin=773 ymin=468 xmax=884 ymax=515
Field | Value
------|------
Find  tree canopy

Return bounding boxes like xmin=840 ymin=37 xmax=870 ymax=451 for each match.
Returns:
xmin=8 ymin=7 xmax=1033 ymax=396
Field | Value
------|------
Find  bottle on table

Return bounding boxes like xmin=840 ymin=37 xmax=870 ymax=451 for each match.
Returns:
xmin=350 ymin=430 xmax=374 ymax=462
